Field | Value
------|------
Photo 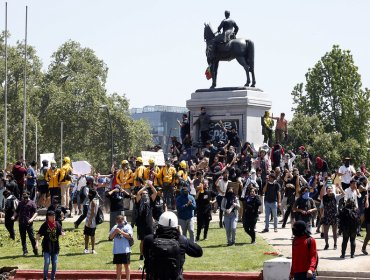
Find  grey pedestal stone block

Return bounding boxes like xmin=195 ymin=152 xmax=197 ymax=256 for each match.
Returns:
xmin=186 ymin=87 xmax=272 ymax=148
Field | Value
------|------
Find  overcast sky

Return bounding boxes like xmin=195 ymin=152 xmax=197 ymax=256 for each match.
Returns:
xmin=2 ymin=0 xmax=370 ymax=119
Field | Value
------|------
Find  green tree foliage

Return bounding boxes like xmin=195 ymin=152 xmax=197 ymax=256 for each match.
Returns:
xmin=292 ymin=45 xmax=370 ymax=145
xmin=288 ymin=114 xmax=368 ymax=170
xmin=0 ymin=37 xmax=152 ymax=172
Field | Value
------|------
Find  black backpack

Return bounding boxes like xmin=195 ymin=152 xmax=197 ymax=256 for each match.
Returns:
xmin=80 ymin=186 xmax=87 ymax=201
xmin=144 ymin=237 xmax=182 ymax=280
xmin=95 ymin=206 xmax=104 ymax=225
xmin=340 ymin=208 xmax=360 ymax=230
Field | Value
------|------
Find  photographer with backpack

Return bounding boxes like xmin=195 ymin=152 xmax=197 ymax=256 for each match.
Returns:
xmin=143 ymin=211 xmax=203 ymax=280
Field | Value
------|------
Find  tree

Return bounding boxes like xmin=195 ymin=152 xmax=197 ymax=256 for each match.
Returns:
xmin=291 ymin=45 xmax=370 ymax=144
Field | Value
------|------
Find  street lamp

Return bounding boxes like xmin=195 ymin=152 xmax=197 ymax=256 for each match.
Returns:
xmin=100 ymin=105 xmax=113 ymax=165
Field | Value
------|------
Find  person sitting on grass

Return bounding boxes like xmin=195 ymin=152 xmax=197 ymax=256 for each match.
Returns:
xmin=109 ymin=215 xmax=133 ymax=280
xmin=36 ymin=210 xmax=65 ymax=280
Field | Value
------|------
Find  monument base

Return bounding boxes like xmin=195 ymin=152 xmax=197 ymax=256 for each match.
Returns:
xmin=186 ymin=87 xmax=272 ymax=148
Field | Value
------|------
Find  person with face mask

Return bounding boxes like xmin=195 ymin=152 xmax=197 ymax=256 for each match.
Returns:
xmin=176 ymin=184 xmax=196 ymax=242
xmin=45 ymin=160 xmax=61 ymax=204
xmin=293 ymin=187 xmax=316 ymax=233
xmin=262 ymin=172 xmax=281 ymax=233
xmin=135 ymin=180 xmax=157 ymax=260
xmin=221 ymin=187 xmax=240 ymax=246
xmin=12 ymin=191 xmax=38 ymax=256
xmin=243 ymin=188 xmax=261 ymax=244
xmin=337 ymin=157 xmax=356 ymax=190
xmin=290 ymin=221 xmax=318 ymax=280
xmin=321 ymin=185 xmax=345 ymax=250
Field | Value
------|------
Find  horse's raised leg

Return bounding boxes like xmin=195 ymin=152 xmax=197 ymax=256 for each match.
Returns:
xmin=236 ymin=57 xmax=250 ymax=87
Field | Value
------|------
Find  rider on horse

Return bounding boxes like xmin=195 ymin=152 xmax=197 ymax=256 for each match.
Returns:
xmin=211 ymin=11 xmax=239 ymax=59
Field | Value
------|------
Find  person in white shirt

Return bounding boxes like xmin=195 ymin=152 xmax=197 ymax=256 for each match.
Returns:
xmin=216 ymin=170 xmax=230 ymax=228
xmin=338 ymin=157 xmax=356 ymax=190
xmin=344 ymin=179 xmax=361 ymax=209
xmin=281 ymin=151 xmax=296 ymax=172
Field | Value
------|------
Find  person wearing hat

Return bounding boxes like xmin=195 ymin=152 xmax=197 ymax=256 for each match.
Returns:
xmin=36 ymin=210 xmax=65 ymax=280
xmin=144 ymin=159 xmax=161 ymax=188
xmin=337 ymin=157 xmax=356 ymax=190
xmin=290 ymin=220 xmax=318 ymax=280
xmin=160 ymin=160 xmax=177 ymax=210
xmin=133 ymin=157 xmax=146 ymax=188
xmin=59 ymin=157 xmax=73 ymax=209
xmin=143 ymin=211 xmax=203 ymax=280
xmin=116 ymin=160 xmax=134 ymax=210
xmin=45 ymin=160 xmax=62 ymax=204
xmin=12 ymin=191 xmax=38 ymax=256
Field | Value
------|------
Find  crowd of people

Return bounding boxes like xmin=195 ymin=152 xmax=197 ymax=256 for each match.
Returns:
xmin=0 ymin=109 xmax=369 ymax=280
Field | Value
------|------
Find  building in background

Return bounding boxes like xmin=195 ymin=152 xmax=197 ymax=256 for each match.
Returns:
xmin=130 ymin=105 xmax=188 ymax=155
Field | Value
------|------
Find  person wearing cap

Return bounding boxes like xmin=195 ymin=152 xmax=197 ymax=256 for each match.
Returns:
xmin=143 ymin=211 xmax=203 ymax=280
xmin=337 ymin=157 xmax=356 ymax=190
xmin=262 ymin=172 xmax=281 ymax=233
xmin=36 ymin=210 xmax=65 ymax=280
xmin=144 ymin=159 xmax=161 ymax=188
xmin=37 ymin=160 xmax=50 ymax=208
xmin=45 ymin=160 xmax=62 ymax=204
xmin=12 ymin=191 xmax=38 ymax=256
xmin=290 ymin=221 xmax=318 ymax=280
xmin=116 ymin=160 xmax=134 ymax=210
xmin=59 ymin=157 xmax=73 ymax=209
xmin=74 ymin=176 xmax=94 ymax=229
xmin=160 ymin=160 xmax=177 ymax=210
xmin=133 ymin=157 xmax=146 ymax=188
xmin=26 ymin=160 xmax=37 ymax=201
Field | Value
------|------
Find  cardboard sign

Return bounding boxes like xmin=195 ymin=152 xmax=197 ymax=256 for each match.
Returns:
xmin=40 ymin=153 xmax=55 ymax=168
xmin=141 ymin=151 xmax=165 ymax=166
xmin=72 ymin=161 xmax=92 ymax=176
xmin=228 ymin=181 xmax=242 ymax=196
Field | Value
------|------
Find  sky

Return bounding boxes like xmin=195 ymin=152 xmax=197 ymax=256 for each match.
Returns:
xmin=2 ymin=0 xmax=370 ymax=119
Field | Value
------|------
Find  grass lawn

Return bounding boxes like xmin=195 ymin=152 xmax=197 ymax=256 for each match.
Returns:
xmin=0 ymin=221 xmax=275 ymax=272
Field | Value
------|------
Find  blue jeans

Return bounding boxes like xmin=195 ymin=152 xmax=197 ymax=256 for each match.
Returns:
xmin=264 ymin=201 xmax=278 ymax=230
xmin=294 ymin=272 xmax=316 ymax=280
xmin=224 ymin=212 xmax=237 ymax=245
xmin=43 ymin=252 xmax=58 ymax=280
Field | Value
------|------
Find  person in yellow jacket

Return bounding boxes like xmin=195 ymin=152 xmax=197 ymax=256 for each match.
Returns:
xmin=160 ymin=160 xmax=177 ymax=209
xmin=60 ymin=157 xmax=73 ymax=209
xmin=133 ymin=157 xmax=146 ymax=187
xmin=45 ymin=160 xmax=61 ymax=203
xmin=144 ymin=159 xmax=162 ymax=187
xmin=116 ymin=160 xmax=134 ymax=209
xmin=177 ymin=160 xmax=189 ymax=181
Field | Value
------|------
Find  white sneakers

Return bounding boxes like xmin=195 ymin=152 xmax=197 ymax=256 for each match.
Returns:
xmin=84 ymin=249 xmax=89 ymax=254
xmin=84 ymin=249 xmax=97 ymax=254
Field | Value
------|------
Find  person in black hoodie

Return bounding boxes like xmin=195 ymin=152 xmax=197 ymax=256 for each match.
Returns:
xmin=3 ymin=189 xmax=18 ymax=240
xmin=143 ymin=211 xmax=203 ymax=280
xmin=339 ymin=199 xmax=360 ymax=258
xmin=195 ymin=179 xmax=216 ymax=241
xmin=243 ymin=188 xmax=261 ymax=243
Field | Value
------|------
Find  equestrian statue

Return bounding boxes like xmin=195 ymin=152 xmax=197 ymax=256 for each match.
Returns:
xmin=204 ymin=10 xmax=256 ymax=88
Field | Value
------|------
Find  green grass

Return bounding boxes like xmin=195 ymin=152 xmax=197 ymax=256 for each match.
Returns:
xmin=0 ymin=221 xmax=275 ymax=272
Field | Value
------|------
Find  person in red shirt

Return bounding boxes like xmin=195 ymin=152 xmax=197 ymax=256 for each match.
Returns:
xmin=290 ymin=220 xmax=318 ymax=280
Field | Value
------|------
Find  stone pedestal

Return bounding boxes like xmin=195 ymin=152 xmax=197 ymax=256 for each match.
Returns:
xmin=186 ymin=87 xmax=272 ymax=148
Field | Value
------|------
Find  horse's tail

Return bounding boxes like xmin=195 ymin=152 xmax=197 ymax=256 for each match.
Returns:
xmin=245 ymin=40 xmax=255 ymax=71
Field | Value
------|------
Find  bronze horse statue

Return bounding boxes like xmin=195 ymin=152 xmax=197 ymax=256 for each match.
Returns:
xmin=204 ymin=23 xmax=256 ymax=88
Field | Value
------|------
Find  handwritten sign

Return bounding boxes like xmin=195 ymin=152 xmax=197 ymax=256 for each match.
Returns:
xmin=141 ymin=151 xmax=166 ymax=166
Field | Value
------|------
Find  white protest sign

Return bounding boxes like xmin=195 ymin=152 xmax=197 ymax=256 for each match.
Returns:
xmin=40 ymin=153 xmax=55 ymax=168
xmin=141 ymin=151 xmax=165 ymax=166
xmin=72 ymin=161 xmax=92 ymax=175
